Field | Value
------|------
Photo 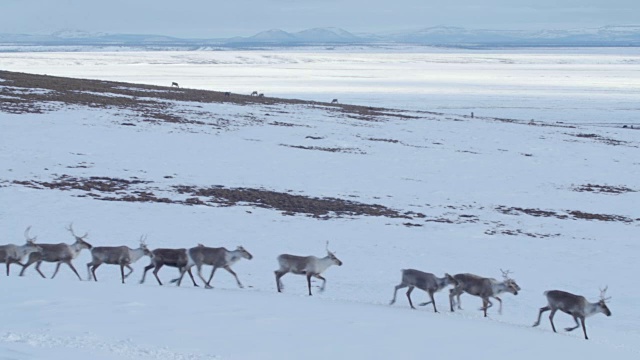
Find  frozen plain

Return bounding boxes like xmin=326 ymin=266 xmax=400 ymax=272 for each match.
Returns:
xmin=0 ymin=47 xmax=639 ymax=359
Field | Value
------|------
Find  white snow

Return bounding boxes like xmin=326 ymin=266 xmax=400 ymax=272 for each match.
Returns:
xmin=0 ymin=48 xmax=639 ymax=359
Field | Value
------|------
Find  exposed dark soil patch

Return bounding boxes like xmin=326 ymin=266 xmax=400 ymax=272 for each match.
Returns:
xmin=281 ymin=144 xmax=366 ymax=154
xmin=572 ymin=184 xmax=636 ymax=194
xmin=567 ymin=132 xmax=630 ymax=147
xmin=496 ymin=205 xmax=635 ymax=223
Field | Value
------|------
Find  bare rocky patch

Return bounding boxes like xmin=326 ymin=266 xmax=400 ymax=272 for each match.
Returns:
xmin=572 ymin=184 xmax=636 ymax=194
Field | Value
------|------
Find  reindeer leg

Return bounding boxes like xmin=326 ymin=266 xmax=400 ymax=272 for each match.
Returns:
xmin=493 ymin=296 xmax=503 ymax=314
xmin=306 ymin=273 xmax=313 ymax=296
xmin=51 ymin=262 xmax=63 ymax=279
xmin=124 ymin=264 xmax=134 ymax=279
xmin=428 ymin=290 xmax=438 ymax=313
xmin=548 ymin=308 xmax=558 ymax=333
xmin=313 ymin=274 xmax=326 ymax=292
xmin=120 ymin=264 xmax=126 ymax=284
xmin=86 ymin=262 xmax=94 ymax=281
xmin=186 ymin=268 xmax=197 ymax=287
xmin=196 ymin=264 xmax=211 ymax=288
xmin=91 ymin=263 xmax=101 ymax=282
xmin=66 ymin=261 xmax=82 ymax=281
xmin=152 ymin=263 xmax=164 ymax=286
xmin=390 ymin=282 xmax=407 ymax=305
xmin=449 ymin=288 xmax=456 ymax=312
xmin=6 ymin=261 xmax=11 ymax=276
xmin=565 ymin=316 xmax=581 ymax=332
xmin=35 ymin=261 xmax=47 ymax=278
xmin=19 ymin=254 xmax=38 ymax=277
xmin=206 ymin=266 xmax=218 ymax=288
xmin=580 ymin=317 xmax=589 ymax=340
xmin=532 ymin=306 xmax=550 ymax=327
xmin=406 ymin=286 xmax=416 ymax=309
xmin=140 ymin=264 xmax=154 ymax=284
xmin=224 ymin=265 xmax=244 ymax=288
xmin=275 ymin=270 xmax=286 ymax=292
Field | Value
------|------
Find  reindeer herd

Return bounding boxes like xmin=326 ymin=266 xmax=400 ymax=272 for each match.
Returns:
xmin=2 ymin=225 xmax=612 ymax=340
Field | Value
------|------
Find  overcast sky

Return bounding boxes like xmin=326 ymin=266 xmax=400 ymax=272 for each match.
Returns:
xmin=2 ymin=0 xmax=638 ymax=37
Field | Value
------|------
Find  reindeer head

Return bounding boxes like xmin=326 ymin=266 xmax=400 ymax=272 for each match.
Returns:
xmin=444 ymin=273 xmax=459 ymax=287
xmin=325 ymin=241 xmax=343 ymax=266
xmin=139 ymin=235 xmax=152 ymax=256
xmin=598 ymin=286 xmax=612 ymax=316
xmin=66 ymin=223 xmax=92 ymax=249
xmin=500 ymin=269 xmax=520 ymax=295
xmin=236 ymin=246 xmax=253 ymax=260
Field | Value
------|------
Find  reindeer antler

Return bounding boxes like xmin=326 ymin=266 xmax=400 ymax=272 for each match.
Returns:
xmin=599 ymin=286 xmax=612 ymax=302
xmin=500 ymin=269 xmax=513 ymax=280
xmin=24 ymin=226 xmax=37 ymax=242
xmin=66 ymin=223 xmax=88 ymax=239
xmin=139 ymin=234 xmax=148 ymax=245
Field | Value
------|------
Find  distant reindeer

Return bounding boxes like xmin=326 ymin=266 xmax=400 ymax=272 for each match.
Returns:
xmin=449 ymin=269 xmax=520 ymax=317
xmin=331 ymin=99 xmax=338 ymax=104
xmin=275 ymin=242 xmax=343 ymax=296
xmin=19 ymin=223 xmax=93 ymax=280
xmin=139 ymin=247 xmax=197 ymax=286
xmin=87 ymin=235 xmax=152 ymax=283
xmin=258 ymin=93 xmax=264 ymax=98
xmin=532 ymin=287 xmax=612 ymax=340
xmin=171 ymin=82 xmax=179 ymax=88
xmin=0 ymin=226 xmax=42 ymax=276
xmin=170 ymin=244 xmax=253 ymax=288
xmin=251 ymin=91 xmax=259 ymax=96
xmin=389 ymin=269 xmax=457 ymax=312
xmin=224 ymin=91 xmax=231 ymax=97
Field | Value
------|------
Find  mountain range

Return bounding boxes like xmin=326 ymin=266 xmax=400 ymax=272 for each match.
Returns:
xmin=1 ymin=25 xmax=639 ymax=48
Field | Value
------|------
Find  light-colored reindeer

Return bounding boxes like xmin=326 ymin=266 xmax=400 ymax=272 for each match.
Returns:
xmin=449 ymin=269 xmax=520 ymax=317
xmin=389 ymin=269 xmax=458 ymax=312
xmin=139 ymin=247 xmax=197 ymax=286
xmin=532 ymin=287 xmax=612 ymax=340
xmin=19 ymin=223 xmax=93 ymax=280
xmin=275 ymin=242 xmax=343 ymax=296
xmin=170 ymin=244 xmax=253 ymax=289
xmin=0 ymin=226 xmax=42 ymax=276
xmin=87 ymin=235 xmax=152 ymax=283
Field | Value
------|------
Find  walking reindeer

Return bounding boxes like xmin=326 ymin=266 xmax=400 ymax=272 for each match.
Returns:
xmin=449 ymin=269 xmax=520 ymax=317
xmin=275 ymin=242 xmax=343 ymax=296
xmin=532 ymin=287 xmax=612 ymax=340
xmin=87 ymin=235 xmax=152 ymax=283
xmin=0 ymin=226 xmax=42 ymax=276
xmin=389 ymin=269 xmax=458 ymax=311
xmin=140 ymin=247 xmax=197 ymax=286
xmin=19 ymin=223 xmax=92 ymax=280
xmin=170 ymin=244 xmax=253 ymax=289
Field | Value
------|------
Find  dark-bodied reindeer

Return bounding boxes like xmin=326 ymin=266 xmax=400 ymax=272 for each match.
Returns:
xmin=275 ymin=242 xmax=343 ymax=296
xmin=331 ymin=99 xmax=338 ymax=104
xmin=389 ymin=269 xmax=458 ymax=312
xmin=171 ymin=82 xmax=179 ymax=88
xmin=449 ymin=269 xmax=520 ymax=317
xmin=87 ymin=235 xmax=152 ymax=283
xmin=19 ymin=224 xmax=92 ymax=280
xmin=140 ymin=247 xmax=197 ymax=286
xmin=170 ymin=244 xmax=253 ymax=289
xmin=0 ymin=226 xmax=42 ymax=276
xmin=532 ymin=287 xmax=612 ymax=340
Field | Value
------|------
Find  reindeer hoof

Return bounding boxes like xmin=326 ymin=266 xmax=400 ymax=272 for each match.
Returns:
xmin=205 ymin=285 xmax=213 ymax=289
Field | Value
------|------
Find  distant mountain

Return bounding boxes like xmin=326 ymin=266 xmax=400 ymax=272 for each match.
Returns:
xmin=1 ymin=25 xmax=639 ymax=50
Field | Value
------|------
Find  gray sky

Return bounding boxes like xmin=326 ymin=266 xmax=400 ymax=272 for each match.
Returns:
xmin=2 ymin=0 xmax=638 ymax=37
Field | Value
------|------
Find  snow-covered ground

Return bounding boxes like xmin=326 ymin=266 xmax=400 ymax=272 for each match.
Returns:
xmin=0 ymin=49 xmax=639 ymax=359
xmin=0 ymin=47 xmax=638 ymax=124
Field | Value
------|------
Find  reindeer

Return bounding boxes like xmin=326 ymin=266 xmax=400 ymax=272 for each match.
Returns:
xmin=532 ymin=287 xmax=612 ymax=340
xmin=87 ymin=235 xmax=152 ymax=283
xmin=224 ymin=91 xmax=231 ymax=97
xmin=170 ymin=244 xmax=253 ymax=289
xmin=449 ymin=269 xmax=520 ymax=317
xmin=139 ymin=247 xmax=197 ymax=286
xmin=19 ymin=223 xmax=92 ymax=280
xmin=331 ymin=99 xmax=338 ymax=104
xmin=171 ymin=82 xmax=179 ymax=88
xmin=258 ymin=93 xmax=264 ymax=98
xmin=251 ymin=91 xmax=259 ymax=96
xmin=0 ymin=226 xmax=42 ymax=276
xmin=275 ymin=242 xmax=343 ymax=296
xmin=389 ymin=269 xmax=458 ymax=312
